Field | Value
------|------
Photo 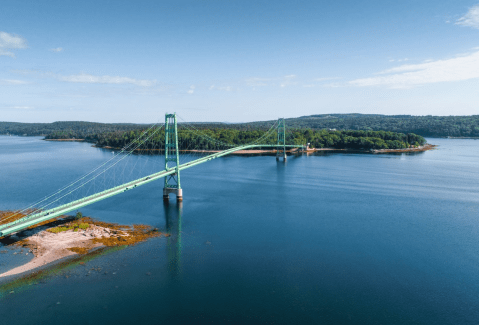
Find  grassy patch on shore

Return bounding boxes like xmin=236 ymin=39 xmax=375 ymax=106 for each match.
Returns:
xmin=92 ymin=223 xmax=165 ymax=247
xmin=67 ymin=247 xmax=90 ymax=254
xmin=46 ymin=223 xmax=90 ymax=234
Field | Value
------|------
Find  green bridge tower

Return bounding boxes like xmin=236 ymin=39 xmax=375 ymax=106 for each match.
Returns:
xmin=163 ymin=113 xmax=183 ymax=202
xmin=276 ymin=118 xmax=287 ymax=161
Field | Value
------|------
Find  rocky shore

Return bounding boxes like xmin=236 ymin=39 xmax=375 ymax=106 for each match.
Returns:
xmin=0 ymin=215 xmax=165 ymax=278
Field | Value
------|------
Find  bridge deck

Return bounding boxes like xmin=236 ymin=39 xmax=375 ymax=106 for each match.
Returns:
xmin=0 ymin=144 xmax=302 ymax=237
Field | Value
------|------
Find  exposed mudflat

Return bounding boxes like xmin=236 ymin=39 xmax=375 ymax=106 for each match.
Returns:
xmin=370 ymin=143 xmax=436 ymax=153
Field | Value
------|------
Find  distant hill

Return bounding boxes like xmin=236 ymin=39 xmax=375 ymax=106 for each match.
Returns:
xmin=242 ymin=114 xmax=479 ymax=138
xmin=0 ymin=121 xmax=147 ymax=139
xmin=2 ymin=114 xmax=479 ymax=138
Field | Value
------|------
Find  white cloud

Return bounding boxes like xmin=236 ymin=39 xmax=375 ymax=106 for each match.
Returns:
xmin=1 ymin=79 xmax=29 ymax=85
xmin=301 ymin=77 xmax=342 ymax=88
xmin=246 ymin=75 xmax=298 ymax=88
xmin=210 ymin=85 xmax=232 ymax=91
xmin=388 ymin=58 xmax=409 ymax=63
xmin=245 ymin=77 xmax=271 ymax=87
xmin=59 ymin=73 xmax=155 ymax=87
xmin=456 ymin=5 xmax=479 ymax=29
xmin=13 ymin=106 xmax=34 ymax=110
xmin=10 ymin=70 xmax=156 ymax=88
xmin=50 ymin=47 xmax=63 ymax=52
xmin=314 ymin=77 xmax=341 ymax=82
xmin=0 ymin=31 xmax=27 ymax=58
xmin=349 ymin=50 xmax=479 ymax=88
xmin=187 ymin=85 xmax=195 ymax=94
xmin=322 ymin=82 xmax=342 ymax=88
xmin=0 ymin=50 xmax=16 ymax=58
xmin=280 ymin=74 xmax=297 ymax=88
xmin=1 ymin=105 xmax=34 ymax=110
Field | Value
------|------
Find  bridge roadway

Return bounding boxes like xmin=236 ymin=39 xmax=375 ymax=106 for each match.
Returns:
xmin=0 ymin=144 xmax=301 ymax=237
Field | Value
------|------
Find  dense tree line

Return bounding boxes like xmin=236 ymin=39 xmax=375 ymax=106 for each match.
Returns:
xmin=2 ymin=114 xmax=479 ymax=138
xmin=302 ymin=129 xmax=425 ymax=149
xmin=93 ymin=128 xmax=426 ymax=151
xmin=245 ymin=114 xmax=479 ymax=138
xmin=0 ymin=121 xmax=147 ymax=138
xmin=0 ymin=116 xmax=427 ymax=150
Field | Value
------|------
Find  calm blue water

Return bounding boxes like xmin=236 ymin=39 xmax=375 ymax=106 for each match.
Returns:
xmin=1 ymin=136 xmax=479 ymax=324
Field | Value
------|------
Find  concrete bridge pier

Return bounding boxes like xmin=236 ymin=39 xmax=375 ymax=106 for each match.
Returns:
xmin=276 ymin=152 xmax=287 ymax=161
xmin=163 ymin=187 xmax=183 ymax=202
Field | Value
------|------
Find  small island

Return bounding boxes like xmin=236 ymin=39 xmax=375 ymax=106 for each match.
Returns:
xmin=47 ymin=127 xmax=431 ymax=153
xmin=0 ymin=211 xmax=165 ymax=278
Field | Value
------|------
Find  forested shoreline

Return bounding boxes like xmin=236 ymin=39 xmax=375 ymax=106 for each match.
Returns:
xmin=90 ymin=128 xmax=426 ymax=151
xmin=279 ymin=114 xmax=479 ymax=138
xmin=2 ymin=114 xmax=451 ymax=150
xmin=2 ymin=114 xmax=479 ymax=138
xmin=0 ymin=121 xmax=144 ymax=138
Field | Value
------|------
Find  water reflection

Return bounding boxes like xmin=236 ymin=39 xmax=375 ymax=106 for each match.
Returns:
xmin=163 ymin=201 xmax=182 ymax=279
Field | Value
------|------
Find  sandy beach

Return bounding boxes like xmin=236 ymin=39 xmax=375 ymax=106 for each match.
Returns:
xmin=0 ymin=226 xmax=103 ymax=277
xmin=0 ymin=216 xmax=164 ymax=278
xmin=370 ymin=143 xmax=436 ymax=153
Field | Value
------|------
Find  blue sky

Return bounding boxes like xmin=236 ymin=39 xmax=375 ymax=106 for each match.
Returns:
xmin=1 ymin=0 xmax=479 ymax=123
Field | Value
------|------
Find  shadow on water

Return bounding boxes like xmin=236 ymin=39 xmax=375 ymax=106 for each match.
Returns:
xmin=0 ymin=202 xmax=184 ymax=299
xmin=0 ymin=201 xmax=184 ymax=298
xmin=276 ymin=157 xmax=287 ymax=174
xmin=0 ymin=245 xmax=127 ymax=298
xmin=163 ymin=201 xmax=182 ymax=279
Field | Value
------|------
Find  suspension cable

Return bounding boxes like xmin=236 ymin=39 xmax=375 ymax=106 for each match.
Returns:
xmin=2 ymin=122 xmax=161 ymax=222
xmin=1 ymin=124 xmax=164 ymax=223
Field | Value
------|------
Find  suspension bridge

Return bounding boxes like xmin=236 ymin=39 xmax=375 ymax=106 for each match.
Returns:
xmin=0 ymin=114 xmax=304 ymax=238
